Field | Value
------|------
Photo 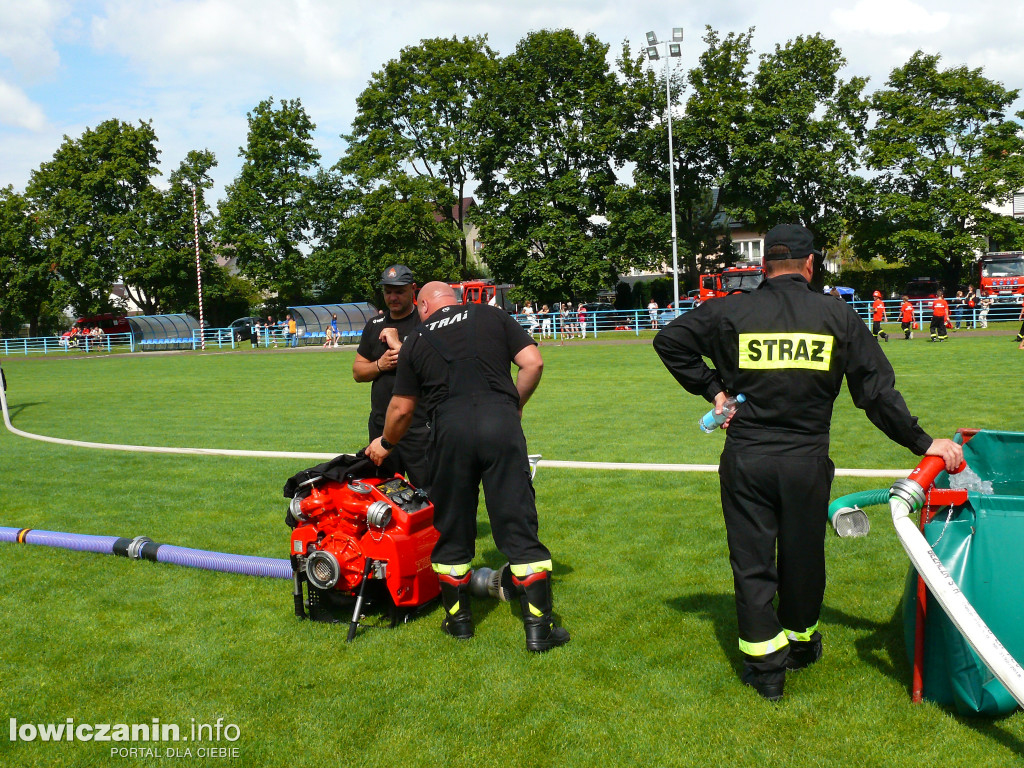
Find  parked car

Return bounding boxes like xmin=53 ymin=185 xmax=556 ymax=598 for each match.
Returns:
xmin=229 ymin=316 xmax=260 ymax=342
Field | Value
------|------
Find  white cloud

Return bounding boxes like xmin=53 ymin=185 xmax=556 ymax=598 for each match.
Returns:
xmin=0 ymin=0 xmax=70 ymax=80
xmin=831 ymin=0 xmax=950 ymax=36
xmin=90 ymin=0 xmax=360 ymax=84
xmin=0 ymin=78 xmax=47 ymax=130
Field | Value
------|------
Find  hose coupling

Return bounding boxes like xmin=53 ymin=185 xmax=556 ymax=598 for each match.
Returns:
xmin=889 ymin=478 xmax=927 ymax=515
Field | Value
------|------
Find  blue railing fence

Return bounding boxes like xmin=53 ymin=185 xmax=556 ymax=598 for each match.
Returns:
xmin=4 ymin=298 xmax=1022 ymax=356
xmin=510 ymin=297 xmax=1024 ymax=339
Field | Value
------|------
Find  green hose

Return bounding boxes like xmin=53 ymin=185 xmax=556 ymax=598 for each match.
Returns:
xmin=828 ymin=488 xmax=890 ymax=520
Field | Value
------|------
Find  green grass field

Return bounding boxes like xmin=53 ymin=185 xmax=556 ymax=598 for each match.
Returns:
xmin=2 ymin=335 xmax=1024 ymax=767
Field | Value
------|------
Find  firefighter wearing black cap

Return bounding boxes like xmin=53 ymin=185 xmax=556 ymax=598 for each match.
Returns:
xmin=366 ymin=281 xmax=569 ymax=652
xmin=653 ymin=224 xmax=962 ymax=701
xmin=352 ymin=264 xmax=431 ymax=489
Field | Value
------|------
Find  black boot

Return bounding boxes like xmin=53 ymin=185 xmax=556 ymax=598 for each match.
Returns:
xmin=785 ymin=633 xmax=823 ymax=671
xmin=741 ymin=666 xmax=785 ymax=701
xmin=437 ymin=572 xmax=473 ymax=639
xmin=512 ymin=570 xmax=570 ymax=652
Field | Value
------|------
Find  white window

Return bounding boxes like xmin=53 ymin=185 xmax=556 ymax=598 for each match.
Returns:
xmin=736 ymin=240 xmax=761 ymax=261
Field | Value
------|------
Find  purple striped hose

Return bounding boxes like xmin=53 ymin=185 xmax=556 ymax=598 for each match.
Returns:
xmin=155 ymin=545 xmax=291 ymax=578
xmin=0 ymin=526 xmax=291 ymax=579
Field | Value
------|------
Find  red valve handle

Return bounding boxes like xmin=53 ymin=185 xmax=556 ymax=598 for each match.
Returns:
xmin=907 ymin=455 xmax=966 ymax=491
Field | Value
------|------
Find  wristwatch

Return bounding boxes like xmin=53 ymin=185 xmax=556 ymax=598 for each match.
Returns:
xmin=379 ymin=436 xmax=396 ymax=451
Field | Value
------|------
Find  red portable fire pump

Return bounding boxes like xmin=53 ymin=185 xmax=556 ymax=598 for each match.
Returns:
xmin=286 ymin=462 xmax=441 ymax=640
xmin=284 ymin=454 xmax=515 ymax=641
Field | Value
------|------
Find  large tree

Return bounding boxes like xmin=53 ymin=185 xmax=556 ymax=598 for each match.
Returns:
xmin=116 ymin=150 xmax=220 ymax=315
xmin=733 ymin=33 xmax=868 ymax=250
xmin=856 ymin=51 xmax=1024 ymax=286
xmin=342 ymin=35 xmax=496 ymax=274
xmin=27 ymin=119 xmax=161 ymax=314
xmin=305 ymin=171 xmax=461 ymax=303
xmin=471 ymin=30 xmax=624 ymax=302
xmin=0 ymin=187 xmax=56 ymax=336
xmin=218 ymin=97 xmax=320 ymax=303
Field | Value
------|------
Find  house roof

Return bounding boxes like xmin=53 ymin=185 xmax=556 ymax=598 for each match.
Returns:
xmin=434 ymin=196 xmax=477 ymax=223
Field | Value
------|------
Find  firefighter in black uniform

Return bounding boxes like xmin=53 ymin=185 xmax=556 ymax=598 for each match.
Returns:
xmin=653 ymin=224 xmax=962 ymax=701
xmin=352 ymin=265 xmax=431 ymax=489
xmin=366 ymin=281 xmax=569 ymax=652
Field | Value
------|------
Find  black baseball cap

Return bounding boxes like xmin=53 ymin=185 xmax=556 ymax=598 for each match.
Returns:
xmin=764 ymin=224 xmax=822 ymax=261
xmin=380 ymin=264 xmax=415 ymax=286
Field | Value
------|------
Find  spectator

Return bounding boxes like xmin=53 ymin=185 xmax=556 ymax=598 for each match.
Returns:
xmin=266 ymin=316 xmax=277 ymax=347
xmin=562 ymin=302 xmax=574 ymax=342
xmin=578 ymin=303 xmax=588 ymax=339
xmin=1017 ymin=303 xmax=1024 ymax=347
xmin=523 ymin=300 xmax=538 ymax=338
xmin=287 ymin=314 xmax=298 ymax=348
xmin=978 ymin=296 xmax=993 ymax=329
xmin=330 ymin=313 xmax=340 ymax=348
xmin=952 ymin=290 xmax=965 ymax=331
xmin=648 ymin=298 xmax=659 ymax=330
xmin=965 ymin=285 xmax=977 ymax=329
xmin=539 ymin=305 xmax=552 ymax=339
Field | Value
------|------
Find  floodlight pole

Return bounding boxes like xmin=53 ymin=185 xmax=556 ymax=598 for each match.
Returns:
xmin=192 ymin=185 xmax=206 ymax=351
xmin=645 ymin=29 xmax=683 ymax=313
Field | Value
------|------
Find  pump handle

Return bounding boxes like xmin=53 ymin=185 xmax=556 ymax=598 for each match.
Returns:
xmin=907 ymin=455 xmax=966 ymax=491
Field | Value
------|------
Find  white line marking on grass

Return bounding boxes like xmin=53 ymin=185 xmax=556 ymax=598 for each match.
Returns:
xmin=1 ymin=386 xmax=910 ymax=476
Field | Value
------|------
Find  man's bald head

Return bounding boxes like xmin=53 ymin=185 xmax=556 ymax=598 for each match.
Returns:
xmin=417 ymin=281 xmax=458 ymax=320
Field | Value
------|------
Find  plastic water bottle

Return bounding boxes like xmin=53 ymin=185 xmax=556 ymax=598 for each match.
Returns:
xmin=698 ymin=394 xmax=746 ymax=433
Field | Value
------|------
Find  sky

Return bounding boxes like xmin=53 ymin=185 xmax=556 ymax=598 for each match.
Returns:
xmin=2 ymin=0 xmax=1024 ymax=208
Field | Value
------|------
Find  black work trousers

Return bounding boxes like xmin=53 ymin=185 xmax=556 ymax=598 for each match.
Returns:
xmin=368 ymin=414 xmax=432 ymax=491
xmin=428 ymin=393 xmax=550 ymax=567
xmin=718 ymin=449 xmax=833 ymax=672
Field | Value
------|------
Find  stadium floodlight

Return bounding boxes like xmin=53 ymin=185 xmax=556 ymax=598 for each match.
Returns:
xmin=643 ymin=28 xmax=684 ymax=315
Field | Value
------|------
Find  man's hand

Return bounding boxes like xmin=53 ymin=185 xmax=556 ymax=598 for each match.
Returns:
xmin=377 ymin=347 xmax=399 ymax=372
xmin=379 ymin=327 xmax=401 ymax=350
xmin=924 ymin=438 xmax=964 ymax=472
xmin=714 ymin=391 xmax=738 ymax=429
xmin=366 ymin=437 xmax=392 ymax=466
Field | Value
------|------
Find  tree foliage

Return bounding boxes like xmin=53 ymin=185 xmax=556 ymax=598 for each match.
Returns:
xmin=471 ymin=30 xmax=624 ymax=302
xmin=0 ymin=187 xmax=56 ymax=335
xmin=855 ymin=51 xmax=1024 ymax=286
xmin=734 ymin=34 xmax=868 ymax=250
xmin=343 ymin=36 xmax=496 ymax=273
xmin=306 ymin=171 xmax=461 ymax=303
xmin=117 ymin=150 xmax=220 ymax=315
xmin=27 ymin=119 xmax=161 ymax=315
xmin=218 ymin=97 xmax=320 ymax=303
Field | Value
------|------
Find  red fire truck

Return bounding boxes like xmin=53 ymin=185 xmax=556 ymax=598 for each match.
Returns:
xmin=979 ymin=252 xmax=1024 ymax=298
xmin=698 ymin=265 xmax=765 ymax=301
xmin=448 ymin=280 xmax=515 ymax=311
